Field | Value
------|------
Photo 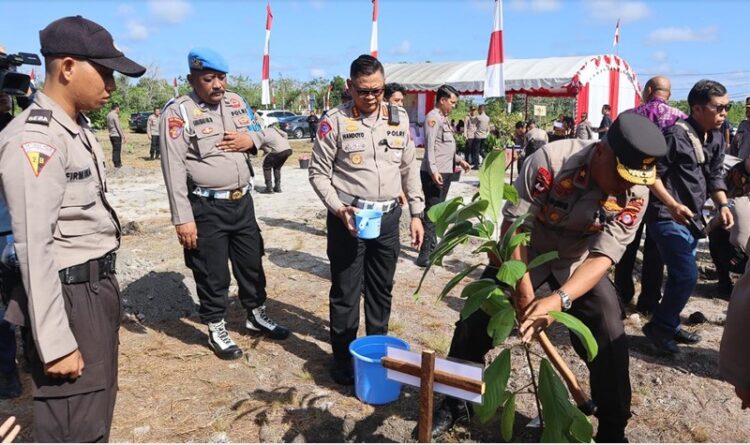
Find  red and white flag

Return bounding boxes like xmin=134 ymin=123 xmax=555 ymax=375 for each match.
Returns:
xmin=29 ymin=68 xmax=36 ymax=86
xmin=325 ymin=83 xmax=332 ymax=110
xmin=261 ymin=2 xmax=273 ymax=105
xmin=370 ymin=0 xmax=378 ymax=58
xmin=173 ymin=77 xmax=179 ymax=98
xmin=613 ymin=18 xmax=620 ymax=47
xmin=484 ymin=0 xmax=505 ymax=98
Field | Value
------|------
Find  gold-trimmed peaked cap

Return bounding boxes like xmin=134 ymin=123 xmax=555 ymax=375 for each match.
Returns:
xmin=607 ymin=112 xmax=667 ymax=185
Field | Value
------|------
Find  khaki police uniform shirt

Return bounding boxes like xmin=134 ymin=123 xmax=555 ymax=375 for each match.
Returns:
xmin=464 ymin=113 xmax=477 ymax=139
xmin=147 ymin=113 xmax=160 ymax=137
xmin=309 ymin=102 xmax=424 ymax=216
xmin=106 ymin=110 xmax=123 ymax=138
xmin=575 ymin=120 xmax=594 ymax=140
xmin=503 ymin=139 xmax=649 ymax=285
xmin=0 ymin=92 xmax=120 ymax=363
xmin=721 ymin=195 xmax=750 ymax=391
xmin=475 ymin=112 xmax=491 ymax=139
xmin=249 ymin=126 xmax=291 ymax=155
xmin=421 ymin=108 xmax=460 ymax=175
xmin=160 ymin=91 xmax=254 ymax=225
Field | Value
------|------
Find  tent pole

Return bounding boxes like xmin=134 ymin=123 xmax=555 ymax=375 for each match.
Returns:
xmin=524 ymin=95 xmax=529 ymax=121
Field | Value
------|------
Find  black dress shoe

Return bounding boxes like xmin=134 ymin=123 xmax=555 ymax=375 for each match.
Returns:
xmin=674 ymin=328 xmax=701 ymax=344
xmin=431 ymin=398 xmax=469 ymax=438
xmin=330 ymin=362 xmax=354 ymax=386
xmin=0 ymin=371 xmax=22 ymax=399
xmin=642 ymin=322 xmax=679 ymax=355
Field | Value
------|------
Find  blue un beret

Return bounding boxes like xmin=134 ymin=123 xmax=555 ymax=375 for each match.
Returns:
xmin=187 ymin=47 xmax=229 ymax=74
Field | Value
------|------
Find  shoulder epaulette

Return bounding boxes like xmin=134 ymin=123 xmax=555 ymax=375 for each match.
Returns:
xmin=26 ymin=109 xmax=52 ymax=126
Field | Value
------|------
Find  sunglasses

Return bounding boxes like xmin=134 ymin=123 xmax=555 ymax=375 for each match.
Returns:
xmin=705 ymin=103 xmax=732 ymax=113
xmin=352 ymin=86 xmax=385 ymax=98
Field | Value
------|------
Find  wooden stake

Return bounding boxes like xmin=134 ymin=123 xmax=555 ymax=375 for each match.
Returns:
xmin=381 ymin=356 xmax=485 ymax=394
xmin=418 ymin=350 xmax=436 ymax=443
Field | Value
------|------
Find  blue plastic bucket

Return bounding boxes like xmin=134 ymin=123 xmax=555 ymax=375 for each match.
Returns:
xmin=349 ymin=335 xmax=409 ymax=405
xmin=355 ymin=209 xmax=383 ymax=239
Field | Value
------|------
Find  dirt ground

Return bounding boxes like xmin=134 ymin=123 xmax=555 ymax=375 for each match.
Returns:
xmin=1 ymin=131 xmax=749 ymax=443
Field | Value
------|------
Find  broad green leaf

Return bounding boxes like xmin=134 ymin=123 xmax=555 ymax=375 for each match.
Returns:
xmin=442 ymin=220 xmax=473 ymax=242
xmin=495 ymin=260 xmax=527 ymax=289
xmin=461 ymin=283 xmax=498 ymax=320
xmin=502 ymin=232 xmax=530 ymax=259
xmin=498 ymin=213 xmax=529 ymax=261
xmin=437 ymin=264 xmax=482 ymax=302
xmin=503 ymin=183 xmax=520 ymax=205
xmin=538 ymin=359 xmax=592 ymax=443
xmin=474 ymin=348 xmax=511 ymax=423
xmin=527 ymin=251 xmax=559 ymax=270
xmin=501 ymin=393 xmax=516 ymax=442
xmin=476 ymin=220 xmax=496 ymax=239
xmin=426 ymin=196 xmax=462 ymax=224
xmin=430 ymin=197 xmax=464 ymax=238
xmin=460 ymin=279 xmax=497 ymax=299
xmin=472 ymin=240 xmax=499 ymax=255
xmin=479 ymin=149 xmax=506 ymax=223
xmin=487 ymin=304 xmax=516 ymax=346
xmin=480 ymin=289 xmax=511 ymax=316
xmin=549 ymin=311 xmax=599 ymax=361
xmin=430 ymin=234 xmax=469 ymax=266
xmin=456 ymin=199 xmax=490 ymax=224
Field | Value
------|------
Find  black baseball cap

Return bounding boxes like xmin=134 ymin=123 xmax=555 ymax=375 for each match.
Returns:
xmin=39 ymin=16 xmax=146 ymax=77
xmin=607 ymin=112 xmax=668 ymax=185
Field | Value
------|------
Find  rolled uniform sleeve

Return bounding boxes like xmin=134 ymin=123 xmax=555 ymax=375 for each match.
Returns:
xmin=502 ymin=147 xmax=552 ymax=226
xmin=0 ymin=132 xmax=77 ymax=364
xmin=309 ymin=117 xmax=346 ymax=214
xmin=589 ymin=189 xmax=649 ymax=264
xmin=424 ymin=117 xmax=440 ymax=174
xmin=159 ymin=106 xmax=193 ymax=225
xmin=400 ymin=116 xmax=425 ymax=215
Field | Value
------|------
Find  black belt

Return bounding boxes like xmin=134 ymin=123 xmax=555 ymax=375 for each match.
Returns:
xmin=58 ymin=252 xmax=117 ymax=285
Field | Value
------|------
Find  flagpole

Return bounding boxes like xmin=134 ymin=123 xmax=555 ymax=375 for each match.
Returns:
xmin=261 ymin=2 xmax=273 ymax=107
xmin=370 ymin=0 xmax=379 ymax=58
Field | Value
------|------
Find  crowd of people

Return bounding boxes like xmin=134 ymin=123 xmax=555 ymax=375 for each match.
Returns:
xmin=0 ymin=14 xmax=749 ymax=444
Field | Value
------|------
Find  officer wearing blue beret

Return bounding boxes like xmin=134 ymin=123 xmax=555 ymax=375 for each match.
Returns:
xmin=159 ymin=48 xmax=289 ymax=360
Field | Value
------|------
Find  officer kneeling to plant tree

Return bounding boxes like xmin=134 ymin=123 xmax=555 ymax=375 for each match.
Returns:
xmin=432 ymin=113 xmax=668 ymax=442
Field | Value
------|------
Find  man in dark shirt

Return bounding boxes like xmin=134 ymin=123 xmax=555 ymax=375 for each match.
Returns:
xmin=307 ymin=110 xmax=319 ymax=143
xmin=597 ymin=104 xmax=613 ymax=139
xmin=643 ymin=79 xmax=734 ymax=354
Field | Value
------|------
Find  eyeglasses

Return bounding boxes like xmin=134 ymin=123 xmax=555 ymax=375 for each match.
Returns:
xmin=705 ymin=103 xmax=732 ymax=113
xmin=352 ymin=86 xmax=385 ymax=98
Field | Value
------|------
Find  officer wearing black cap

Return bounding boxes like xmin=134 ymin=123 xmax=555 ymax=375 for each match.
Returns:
xmin=160 ymin=48 xmax=289 ymax=361
xmin=0 ymin=15 xmax=145 ymax=441
xmin=431 ymin=113 xmax=668 ymax=442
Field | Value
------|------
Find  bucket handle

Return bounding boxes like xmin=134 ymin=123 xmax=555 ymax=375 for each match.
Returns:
xmin=358 ymin=214 xmax=371 ymax=231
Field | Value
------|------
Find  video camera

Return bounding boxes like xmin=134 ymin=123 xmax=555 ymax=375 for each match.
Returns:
xmin=0 ymin=51 xmax=41 ymax=96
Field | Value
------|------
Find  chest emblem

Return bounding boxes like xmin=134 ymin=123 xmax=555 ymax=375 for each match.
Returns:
xmin=553 ymin=177 xmax=575 ymax=196
xmin=350 ymin=153 xmax=363 ymax=165
xmin=192 ymin=108 xmax=204 ymax=117
xmin=201 ymin=127 xmax=214 ymax=135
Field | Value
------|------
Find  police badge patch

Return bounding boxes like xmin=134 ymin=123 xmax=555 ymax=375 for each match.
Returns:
xmin=21 ymin=142 xmax=57 ymax=177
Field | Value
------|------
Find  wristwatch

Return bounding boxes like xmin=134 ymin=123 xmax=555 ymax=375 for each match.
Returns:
xmin=553 ymin=289 xmax=572 ymax=311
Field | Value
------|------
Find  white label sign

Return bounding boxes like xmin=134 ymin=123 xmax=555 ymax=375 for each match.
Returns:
xmin=534 ymin=105 xmax=547 ymax=117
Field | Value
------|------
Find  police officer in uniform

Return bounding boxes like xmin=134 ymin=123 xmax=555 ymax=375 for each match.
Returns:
xmin=416 ymin=85 xmax=471 ymax=267
xmin=431 ymin=113 xmax=668 ymax=442
xmin=146 ymin=106 xmax=161 ymax=160
xmin=309 ymin=55 xmax=425 ymax=385
xmin=0 ymin=16 xmax=145 ymax=441
xmin=255 ymin=125 xmax=293 ymax=193
xmin=160 ymin=48 xmax=289 ymax=361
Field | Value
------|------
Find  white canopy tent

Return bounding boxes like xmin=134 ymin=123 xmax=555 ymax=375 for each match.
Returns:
xmin=384 ymin=54 xmax=641 ymax=126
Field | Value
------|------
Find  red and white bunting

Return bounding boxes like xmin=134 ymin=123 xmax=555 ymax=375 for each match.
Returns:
xmin=613 ymin=18 xmax=620 ymax=48
xmin=370 ymin=0 xmax=378 ymax=58
xmin=484 ymin=0 xmax=505 ymax=98
xmin=261 ymin=2 xmax=273 ymax=105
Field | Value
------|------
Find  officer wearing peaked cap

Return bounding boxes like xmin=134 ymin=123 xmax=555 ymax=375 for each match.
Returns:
xmin=432 ymin=113 xmax=668 ymax=442
xmin=160 ymin=48 xmax=290 ymax=361
xmin=0 ymin=15 xmax=145 ymax=441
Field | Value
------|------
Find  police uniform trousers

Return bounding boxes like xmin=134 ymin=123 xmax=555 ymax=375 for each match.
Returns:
xmin=185 ymin=193 xmax=267 ymax=324
xmin=614 ymin=221 xmax=664 ymax=310
xmin=262 ymin=149 xmax=293 ymax=186
xmin=109 ymin=136 xmax=122 ymax=168
xmin=326 ymin=206 xmax=401 ymax=363
xmin=149 ymin=136 xmax=160 ymax=160
xmin=420 ymin=170 xmax=455 ymax=247
xmin=447 ymin=266 xmax=631 ymax=440
xmin=18 ymin=271 xmax=121 ymax=442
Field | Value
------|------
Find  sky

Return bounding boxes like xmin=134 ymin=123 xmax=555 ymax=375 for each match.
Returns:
xmin=2 ymin=0 xmax=749 ymax=100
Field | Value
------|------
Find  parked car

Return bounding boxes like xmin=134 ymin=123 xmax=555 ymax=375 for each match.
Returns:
xmin=256 ymin=109 xmax=296 ymax=128
xmin=278 ymin=115 xmax=312 ymax=139
xmin=129 ymin=112 xmax=151 ymax=133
